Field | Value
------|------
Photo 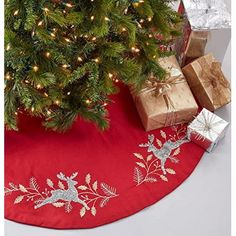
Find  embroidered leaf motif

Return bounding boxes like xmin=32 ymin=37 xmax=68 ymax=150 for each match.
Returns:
xmin=99 ymin=198 xmax=109 ymax=208
xmin=147 ymin=154 xmax=153 ymax=162
xmin=145 ymin=177 xmax=157 ymax=183
xmin=160 ymin=175 xmax=168 ymax=182
xmin=156 ymin=139 xmax=162 ymax=147
xmin=46 ymin=179 xmax=54 ymax=188
xmin=133 ymin=153 xmax=144 ymax=160
xmin=92 ymin=181 xmax=98 ymax=191
xmin=160 ymin=130 xmax=167 ymax=139
xmin=166 ymin=168 xmax=176 ymax=174
xmin=78 ymin=185 xmax=87 ymax=190
xmin=85 ymin=174 xmax=91 ymax=184
xmin=14 ymin=195 xmax=24 ymax=204
xmin=80 ymin=207 xmax=86 ymax=217
xmin=91 ymin=206 xmax=96 ymax=216
xmin=9 ymin=183 xmax=17 ymax=189
xmin=133 ymin=167 xmax=144 ymax=184
xmin=4 ymin=188 xmax=12 ymax=196
xmin=52 ymin=202 xmax=65 ymax=208
xmin=29 ymin=177 xmax=39 ymax=191
xmin=100 ymin=183 xmax=116 ymax=197
xmin=173 ymin=147 xmax=180 ymax=156
xmin=65 ymin=202 xmax=73 ymax=213
xmin=136 ymin=162 xmax=145 ymax=168
xmin=58 ymin=181 xmax=65 ymax=189
xmin=19 ymin=184 xmax=28 ymax=193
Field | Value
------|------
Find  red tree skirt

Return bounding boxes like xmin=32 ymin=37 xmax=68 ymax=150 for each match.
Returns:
xmin=5 ymin=84 xmax=205 ymax=229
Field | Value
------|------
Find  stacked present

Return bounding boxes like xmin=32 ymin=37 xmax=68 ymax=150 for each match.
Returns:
xmin=131 ymin=56 xmax=198 ymax=131
xmin=131 ymin=0 xmax=231 ymax=153
xmin=173 ymin=0 xmax=231 ymax=66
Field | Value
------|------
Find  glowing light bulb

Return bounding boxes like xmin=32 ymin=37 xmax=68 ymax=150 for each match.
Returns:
xmin=55 ymin=100 xmax=60 ymax=105
xmin=108 ymin=73 xmax=113 ymax=78
xmin=77 ymin=56 xmax=83 ymax=62
xmin=62 ymin=64 xmax=69 ymax=68
xmin=47 ymin=110 xmax=51 ymax=115
xmin=103 ymin=102 xmax=108 ymax=106
xmin=85 ymin=99 xmax=91 ymax=104
xmin=104 ymin=17 xmax=110 ymax=21
xmin=25 ymin=80 xmax=30 ymax=84
xmin=5 ymin=74 xmax=11 ymax=80
xmin=90 ymin=15 xmax=95 ymax=20
xmin=94 ymin=58 xmax=100 ymax=63
xmin=122 ymin=27 xmax=127 ymax=32
xmin=6 ymin=44 xmax=11 ymax=51
xmin=44 ymin=92 xmax=49 ymax=97
xmin=67 ymin=91 xmax=71 ymax=95
xmin=147 ymin=17 xmax=152 ymax=22
xmin=45 ymin=52 xmax=50 ymax=57
xmin=115 ymin=79 xmax=119 ymax=83
xmin=31 ymin=107 xmax=35 ymax=112
xmin=140 ymin=19 xmax=144 ymax=23
xmin=92 ymin=36 xmax=97 ymax=41
xmin=65 ymin=3 xmax=73 ymax=8
xmin=33 ymin=65 xmax=39 ymax=72
xmin=13 ymin=10 xmax=19 ymax=16
xmin=153 ymin=55 xmax=157 ymax=59
xmin=36 ymin=84 xmax=42 ymax=89
xmin=38 ymin=20 xmax=43 ymax=26
xmin=64 ymin=38 xmax=70 ymax=42
xmin=50 ymin=32 xmax=56 ymax=37
xmin=44 ymin=8 xmax=49 ymax=13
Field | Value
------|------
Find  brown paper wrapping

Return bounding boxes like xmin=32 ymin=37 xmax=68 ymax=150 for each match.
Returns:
xmin=131 ymin=56 xmax=198 ymax=131
xmin=185 ymin=31 xmax=209 ymax=58
xmin=182 ymin=53 xmax=231 ymax=111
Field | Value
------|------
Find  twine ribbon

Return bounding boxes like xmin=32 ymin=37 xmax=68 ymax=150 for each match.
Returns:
xmin=133 ymin=67 xmax=186 ymax=127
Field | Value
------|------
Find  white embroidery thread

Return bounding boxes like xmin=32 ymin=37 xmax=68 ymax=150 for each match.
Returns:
xmin=133 ymin=126 xmax=188 ymax=186
xmin=4 ymin=172 xmax=118 ymax=217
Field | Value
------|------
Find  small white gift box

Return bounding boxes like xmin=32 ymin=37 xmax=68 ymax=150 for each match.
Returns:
xmin=187 ymin=108 xmax=229 ymax=152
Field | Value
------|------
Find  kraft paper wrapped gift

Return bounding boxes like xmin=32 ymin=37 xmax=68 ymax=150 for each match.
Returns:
xmin=182 ymin=53 xmax=231 ymax=111
xmin=173 ymin=0 xmax=231 ymax=66
xmin=187 ymin=108 xmax=229 ymax=152
xmin=131 ymin=55 xmax=198 ymax=131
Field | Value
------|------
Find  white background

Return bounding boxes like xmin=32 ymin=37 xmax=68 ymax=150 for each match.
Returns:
xmin=4 ymin=1 xmax=231 ymax=235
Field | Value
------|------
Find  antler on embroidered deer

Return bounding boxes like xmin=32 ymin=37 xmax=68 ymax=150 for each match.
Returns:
xmin=34 ymin=172 xmax=90 ymax=210
xmin=139 ymin=134 xmax=189 ymax=175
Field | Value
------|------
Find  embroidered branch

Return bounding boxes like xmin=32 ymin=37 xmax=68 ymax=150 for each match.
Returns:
xmin=4 ymin=172 xmax=119 ymax=218
xmin=78 ymin=174 xmax=119 ymax=217
xmin=133 ymin=126 xmax=188 ymax=186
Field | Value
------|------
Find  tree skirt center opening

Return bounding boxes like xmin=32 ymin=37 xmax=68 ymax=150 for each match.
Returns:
xmin=5 ymin=84 xmax=205 ymax=229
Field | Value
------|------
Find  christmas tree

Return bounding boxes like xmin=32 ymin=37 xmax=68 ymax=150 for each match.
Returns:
xmin=5 ymin=0 xmax=181 ymax=132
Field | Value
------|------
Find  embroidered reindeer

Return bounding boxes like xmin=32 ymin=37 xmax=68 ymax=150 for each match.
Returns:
xmin=34 ymin=172 xmax=90 ymax=210
xmin=139 ymin=134 xmax=189 ymax=175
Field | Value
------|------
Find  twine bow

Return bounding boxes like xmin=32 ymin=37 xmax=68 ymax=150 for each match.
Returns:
xmin=136 ymin=67 xmax=186 ymax=126
xmin=198 ymin=58 xmax=230 ymax=107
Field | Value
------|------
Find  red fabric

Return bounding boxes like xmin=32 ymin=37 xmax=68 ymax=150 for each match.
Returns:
xmin=5 ymin=84 xmax=205 ymax=229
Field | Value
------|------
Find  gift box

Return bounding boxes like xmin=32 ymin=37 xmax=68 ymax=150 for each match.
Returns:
xmin=187 ymin=108 xmax=229 ymax=152
xmin=182 ymin=53 xmax=231 ymax=111
xmin=131 ymin=55 xmax=198 ymax=131
xmin=173 ymin=0 xmax=231 ymax=66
